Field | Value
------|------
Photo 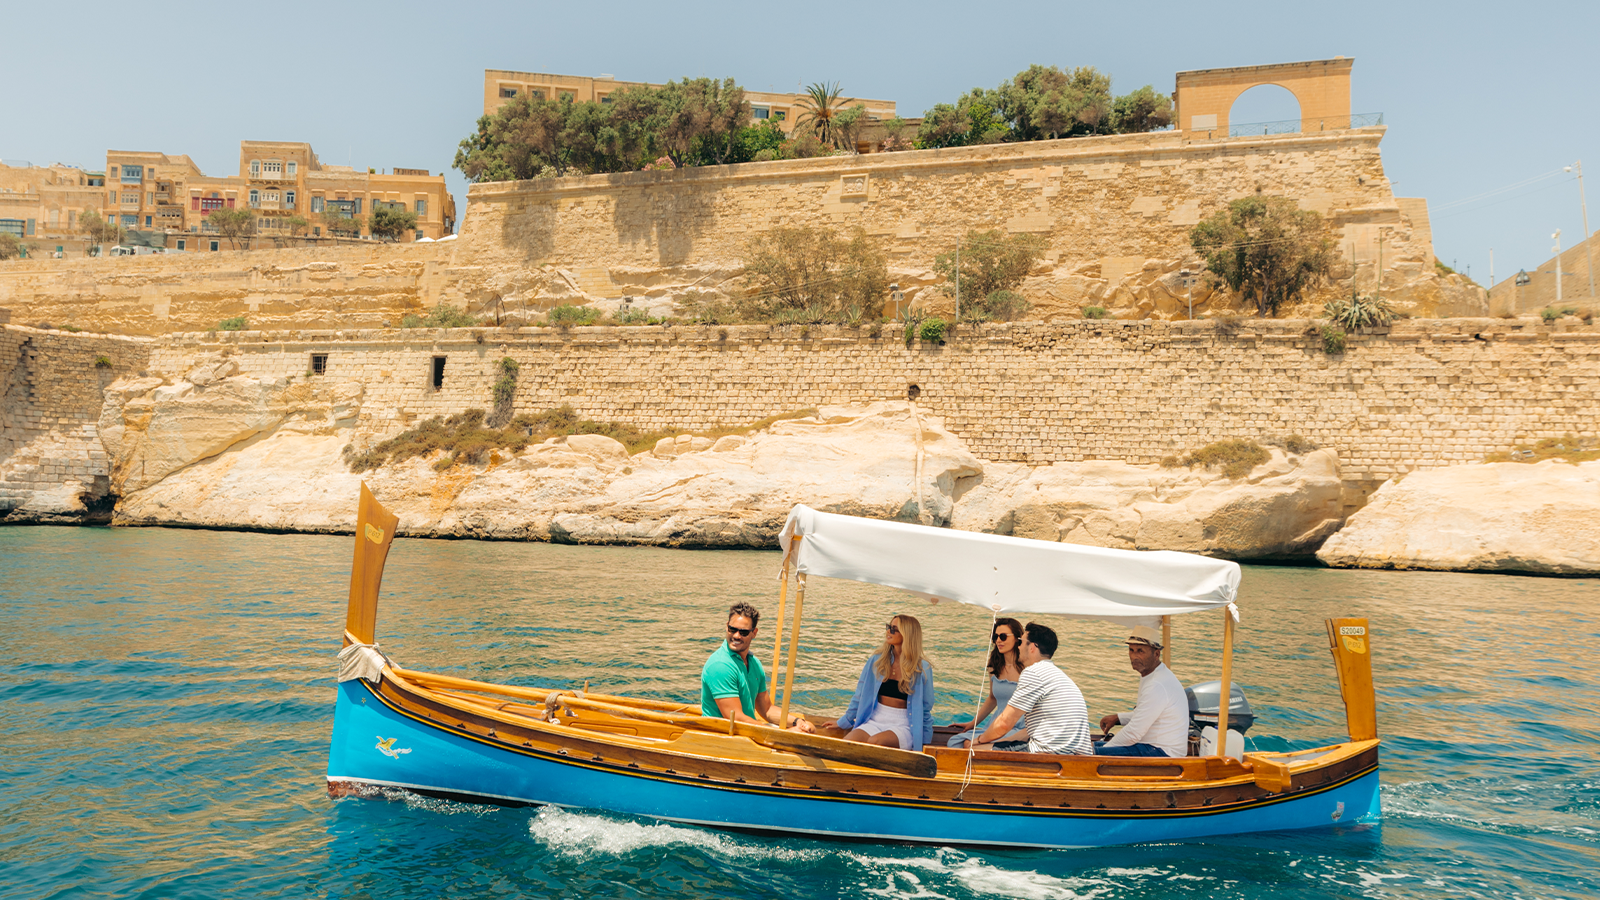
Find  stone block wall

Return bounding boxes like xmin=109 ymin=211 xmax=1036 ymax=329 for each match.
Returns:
xmin=0 ymin=325 xmax=151 ymax=519
xmin=141 ymin=317 xmax=1599 ymax=491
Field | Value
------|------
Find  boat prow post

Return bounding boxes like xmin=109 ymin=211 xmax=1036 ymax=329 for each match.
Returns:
xmin=1326 ymin=617 xmax=1377 ymax=743
xmin=345 ymin=483 xmax=400 ymax=647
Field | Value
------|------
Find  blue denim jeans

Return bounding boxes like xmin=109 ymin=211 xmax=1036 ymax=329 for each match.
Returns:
xmin=1093 ymin=741 xmax=1168 ymax=757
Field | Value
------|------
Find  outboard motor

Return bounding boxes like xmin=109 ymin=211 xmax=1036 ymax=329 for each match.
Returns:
xmin=1186 ymin=680 xmax=1254 ymax=733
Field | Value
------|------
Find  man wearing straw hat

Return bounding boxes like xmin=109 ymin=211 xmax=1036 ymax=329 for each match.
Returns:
xmin=1095 ymin=624 xmax=1188 ymax=758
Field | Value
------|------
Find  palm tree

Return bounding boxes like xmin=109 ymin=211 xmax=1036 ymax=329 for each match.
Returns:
xmin=793 ymin=81 xmax=851 ymax=146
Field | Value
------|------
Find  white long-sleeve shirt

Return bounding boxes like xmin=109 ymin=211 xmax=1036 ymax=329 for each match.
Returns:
xmin=1105 ymin=662 xmax=1188 ymax=757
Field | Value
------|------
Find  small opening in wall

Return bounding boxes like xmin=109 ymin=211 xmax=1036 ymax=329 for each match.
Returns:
xmin=907 ymin=384 xmax=921 ymax=401
xmin=310 ymin=353 xmax=328 ymax=375
xmin=431 ymin=356 xmax=446 ymax=390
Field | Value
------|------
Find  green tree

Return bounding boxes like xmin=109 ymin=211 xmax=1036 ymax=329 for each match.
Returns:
xmin=206 ymin=207 xmax=256 ymax=249
xmin=1190 ymin=196 xmax=1334 ymax=317
xmin=323 ymin=211 xmax=363 ymax=237
xmin=284 ymin=215 xmax=310 ymax=237
xmin=792 ymin=82 xmax=851 ymax=146
xmin=737 ymin=226 xmax=888 ymax=322
xmin=79 ymin=211 xmax=124 ymax=255
xmin=992 ymin=65 xmax=1112 ymax=140
xmin=0 ymin=233 xmax=26 ymax=260
xmin=932 ymin=229 xmax=1046 ymax=306
xmin=915 ymin=94 xmax=1010 ymax=149
xmin=369 ymin=205 xmax=419 ymax=241
xmin=1111 ymin=85 xmax=1174 ymax=133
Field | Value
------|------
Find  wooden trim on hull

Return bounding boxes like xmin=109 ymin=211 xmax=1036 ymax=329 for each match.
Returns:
xmin=351 ymin=673 xmax=1381 ymax=821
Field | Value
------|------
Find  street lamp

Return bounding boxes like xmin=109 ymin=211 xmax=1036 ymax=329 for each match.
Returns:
xmin=1552 ymin=230 xmax=1562 ymax=306
xmin=1179 ymin=268 xmax=1196 ymax=319
xmin=1565 ymin=162 xmax=1595 ymax=299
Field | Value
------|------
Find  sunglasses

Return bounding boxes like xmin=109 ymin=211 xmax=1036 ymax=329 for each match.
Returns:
xmin=727 ymin=625 xmax=752 ymax=637
xmin=992 ymin=632 xmax=1014 ymax=642
xmin=884 ymin=623 xmax=900 ymax=635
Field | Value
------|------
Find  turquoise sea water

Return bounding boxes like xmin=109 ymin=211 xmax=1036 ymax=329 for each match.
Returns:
xmin=2 ymin=525 xmax=1598 ymax=899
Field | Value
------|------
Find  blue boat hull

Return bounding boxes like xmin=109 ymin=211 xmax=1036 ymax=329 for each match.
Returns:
xmin=328 ymin=680 xmax=1381 ymax=849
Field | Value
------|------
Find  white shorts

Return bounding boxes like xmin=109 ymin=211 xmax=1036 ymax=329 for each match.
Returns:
xmin=856 ymin=703 xmax=912 ymax=749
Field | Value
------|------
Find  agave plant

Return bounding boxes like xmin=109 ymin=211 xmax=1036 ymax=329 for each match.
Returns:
xmin=1323 ymin=293 xmax=1396 ymax=331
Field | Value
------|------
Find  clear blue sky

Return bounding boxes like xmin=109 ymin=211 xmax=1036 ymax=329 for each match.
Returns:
xmin=8 ymin=0 xmax=1597 ymax=289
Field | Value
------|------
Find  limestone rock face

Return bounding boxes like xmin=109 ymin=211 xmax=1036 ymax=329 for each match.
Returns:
xmin=99 ymin=360 xmax=365 ymax=494
xmin=1316 ymin=461 xmax=1600 ymax=574
xmin=952 ymin=448 xmax=1344 ymax=559
xmin=113 ymin=402 xmax=985 ymax=547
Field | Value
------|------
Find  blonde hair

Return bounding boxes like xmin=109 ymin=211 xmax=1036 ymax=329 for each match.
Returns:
xmin=873 ymin=614 xmax=928 ymax=695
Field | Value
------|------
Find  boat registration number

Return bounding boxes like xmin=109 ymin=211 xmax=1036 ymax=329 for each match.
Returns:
xmin=1338 ymin=626 xmax=1366 ymax=636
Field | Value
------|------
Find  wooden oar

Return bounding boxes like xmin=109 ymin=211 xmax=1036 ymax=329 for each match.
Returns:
xmin=559 ymin=694 xmax=936 ymax=779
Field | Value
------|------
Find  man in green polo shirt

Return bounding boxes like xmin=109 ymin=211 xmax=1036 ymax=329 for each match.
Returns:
xmin=701 ymin=601 xmax=814 ymax=732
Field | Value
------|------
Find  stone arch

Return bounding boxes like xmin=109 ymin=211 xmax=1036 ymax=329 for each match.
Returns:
xmin=1174 ymin=58 xmax=1352 ymax=136
xmin=1227 ymin=83 xmax=1303 ymax=134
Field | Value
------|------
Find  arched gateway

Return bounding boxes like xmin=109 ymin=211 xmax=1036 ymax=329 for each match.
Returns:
xmin=1174 ymin=58 xmax=1353 ymax=136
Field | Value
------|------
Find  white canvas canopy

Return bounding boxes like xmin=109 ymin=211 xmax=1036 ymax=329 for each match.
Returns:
xmin=778 ymin=505 xmax=1240 ymax=622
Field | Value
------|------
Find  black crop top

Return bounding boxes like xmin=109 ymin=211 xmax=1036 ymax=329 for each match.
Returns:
xmin=877 ymin=678 xmax=909 ymax=701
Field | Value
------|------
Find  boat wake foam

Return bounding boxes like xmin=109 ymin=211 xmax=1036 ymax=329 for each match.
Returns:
xmin=846 ymin=849 xmax=1116 ymax=900
xmin=527 ymin=807 xmax=827 ymax=862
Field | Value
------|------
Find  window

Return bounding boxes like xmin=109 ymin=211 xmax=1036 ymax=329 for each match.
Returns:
xmin=248 ymin=189 xmax=260 ymax=207
xmin=210 ymin=240 xmax=219 ymax=251
xmin=325 ymin=199 xmax=356 ymax=217
xmin=313 ymin=227 xmax=320 ymax=236
xmin=177 ymin=239 xmax=185 ymax=250
xmin=431 ymin=356 xmax=446 ymax=390
xmin=264 ymin=191 xmax=280 ymax=203
xmin=415 ymin=198 xmax=426 ymax=215
xmin=774 ymin=110 xmax=787 ymax=121
xmin=415 ymin=230 xmax=424 ymax=240
xmin=199 ymin=197 xmax=225 ymax=212
xmin=310 ymin=353 xmax=328 ymax=375
xmin=121 ymin=215 xmax=137 ymax=226
xmin=600 ymin=95 xmax=613 ymax=104
xmin=146 ymin=192 xmax=153 ymax=204
xmin=500 ymin=87 xmax=517 ymax=98
xmin=264 ymin=161 xmax=282 ymax=177
xmin=752 ymin=107 xmax=769 ymax=119
xmin=120 ymin=165 xmax=143 ymax=183
xmin=250 ymin=160 xmax=260 ymax=178
xmin=0 ymin=219 xmax=23 ymax=238
xmin=109 ymin=166 xmax=118 ymax=178
xmin=285 ymin=190 xmax=295 ymax=208
xmin=144 ymin=216 xmax=152 ymax=226
xmin=122 ymin=193 xmax=139 ymax=205
xmin=287 ymin=161 xmax=297 ymax=176
xmin=530 ymin=90 xmax=544 ymax=100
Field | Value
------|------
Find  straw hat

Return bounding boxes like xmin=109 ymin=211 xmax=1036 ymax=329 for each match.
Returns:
xmin=1125 ymin=625 xmax=1163 ymax=650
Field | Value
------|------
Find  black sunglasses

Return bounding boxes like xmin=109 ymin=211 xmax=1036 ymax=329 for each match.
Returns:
xmin=885 ymin=623 xmax=900 ymax=635
xmin=993 ymin=631 xmax=1014 ymax=642
xmin=727 ymin=625 xmax=752 ymax=637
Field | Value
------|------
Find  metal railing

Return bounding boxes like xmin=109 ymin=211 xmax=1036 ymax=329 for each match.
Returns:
xmin=1227 ymin=112 xmax=1383 ymax=137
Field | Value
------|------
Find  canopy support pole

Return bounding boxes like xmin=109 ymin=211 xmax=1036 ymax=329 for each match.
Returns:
xmin=778 ymin=573 xmax=807 ymax=728
xmin=1161 ymin=615 xmax=1172 ymax=669
xmin=1216 ymin=607 xmax=1235 ymax=758
xmin=768 ymin=541 xmax=795 ymax=707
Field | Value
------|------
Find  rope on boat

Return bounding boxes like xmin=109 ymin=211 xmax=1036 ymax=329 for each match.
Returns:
xmin=953 ymin=610 xmax=997 ymax=801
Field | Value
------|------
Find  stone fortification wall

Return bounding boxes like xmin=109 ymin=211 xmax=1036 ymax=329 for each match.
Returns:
xmin=0 ymin=243 xmax=455 ymax=337
xmin=136 ymin=317 xmax=1597 ymax=493
xmin=0 ymin=325 xmax=151 ymax=521
xmin=0 ymin=128 xmax=1485 ymax=336
xmin=455 ymin=127 xmax=1483 ymax=319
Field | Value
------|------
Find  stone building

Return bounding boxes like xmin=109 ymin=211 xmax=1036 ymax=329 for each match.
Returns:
xmin=481 ymin=69 xmax=899 ymax=137
xmin=1489 ymin=230 xmax=1599 ymax=315
xmin=237 ymin=141 xmax=457 ymax=242
xmin=0 ymin=161 xmax=107 ymax=256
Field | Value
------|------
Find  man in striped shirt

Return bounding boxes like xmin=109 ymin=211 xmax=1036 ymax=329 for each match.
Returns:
xmin=975 ymin=622 xmax=1092 ymax=755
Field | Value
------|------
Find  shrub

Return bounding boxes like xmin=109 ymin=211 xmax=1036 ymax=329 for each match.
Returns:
xmin=736 ymin=226 xmax=888 ymax=324
xmin=611 ymin=307 xmax=660 ymax=325
xmin=1082 ymin=306 xmax=1109 ymax=319
xmin=900 ymin=308 xmax=925 ymax=348
xmin=1163 ymin=439 xmax=1271 ymax=479
xmin=967 ymin=289 xmax=1030 ymax=323
xmin=547 ymin=305 xmax=601 ymax=326
xmin=59 ymin=325 xmax=82 ymax=333
xmin=1267 ymin=434 xmax=1318 ymax=455
xmin=1320 ymin=325 xmax=1347 ymax=354
xmin=933 ymin=230 xmax=1046 ymax=304
xmin=1484 ymin=434 xmax=1599 ymax=464
xmin=1323 ymin=293 xmax=1396 ymax=331
xmin=492 ymin=357 xmax=519 ymax=407
xmin=1540 ymin=305 xmax=1578 ymax=323
xmin=218 ymin=316 xmax=248 ymax=331
xmin=401 ymin=303 xmax=479 ymax=328
xmin=94 ymin=355 xmax=112 ymax=369
xmin=919 ymin=317 xmax=947 ymax=344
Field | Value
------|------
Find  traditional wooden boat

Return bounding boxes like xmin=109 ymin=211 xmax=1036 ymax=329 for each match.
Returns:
xmin=328 ymin=486 xmax=1380 ymax=848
